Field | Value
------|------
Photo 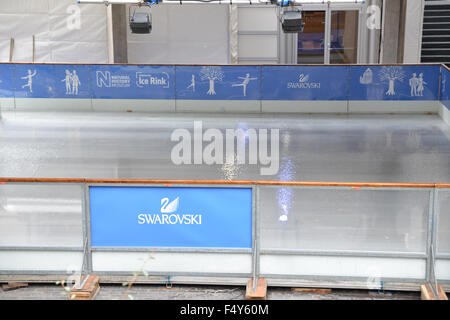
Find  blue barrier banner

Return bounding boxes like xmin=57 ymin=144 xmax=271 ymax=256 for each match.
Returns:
xmin=92 ymin=65 xmax=175 ymax=99
xmin=441 ymin=67 xmax=450 ymax=110
xmin=0 ymin=64 xmax=14 ymax=98
xmin=176 ymin=65 xmax=261 ymax=100
xmin=14 ymin=64 xmax=91 ymax=99
xmin=89 ymin=186 xmax=253 ymax=248
xmin=350 ymin=65 xmax=440 ymax=100
xmin=261 ymin=66 xmax=349 ymax=100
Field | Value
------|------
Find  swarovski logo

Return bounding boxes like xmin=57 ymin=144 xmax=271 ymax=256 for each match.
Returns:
xmin=138 ymin=213 xmax=202 ymax=225
xmin=287 ymin=74 xmax=321 ymax=89
xmin=137 ymin=197 xmax=202 ymax=225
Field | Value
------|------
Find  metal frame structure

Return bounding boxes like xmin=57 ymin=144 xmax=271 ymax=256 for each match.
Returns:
xmin=286 ymin=2 xmax=366 ymax=64
xmin=0 ymin=177 xmax=448 ymax=295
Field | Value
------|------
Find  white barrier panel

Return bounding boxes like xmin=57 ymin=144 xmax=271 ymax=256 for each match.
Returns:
xmin=14 ymin=98 xmax=92 ymax=112
xmin=260 ymin=254 xmax=426 ymax=279
xmin=176 ymin=100 xmax=260 ymax=113
xmin=91 ymin=99 xmax=176 ymax=113
xmin=0 ymin=98 xmax=14 ymax=111
xmin=348 ymin=101 xmax=440 ymax=114
xmin=440 ymin=103 xmax=450 ymax=126
xmin=436 ymin=259 xmax=450 ymax=281
xmin=261 ymin=101 xmax=348 ymax=113
xmin=0 ymin=251 xmax=83 ymax=272
xmin=0 ymin=184 xmax=83 ymax=247
xmin=92 ymin=251 xmax=252 ymax=274
xmin=259 ymin=187 xmax=429 ymax=253
xmin=437 ymin=190 xmax=450 ymax=254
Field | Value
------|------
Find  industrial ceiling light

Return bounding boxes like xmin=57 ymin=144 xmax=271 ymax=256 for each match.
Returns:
xmin=129 ymin=2 xmax=155 ymax=34
xmin=281 ymin=10 xmax=304 ymax=33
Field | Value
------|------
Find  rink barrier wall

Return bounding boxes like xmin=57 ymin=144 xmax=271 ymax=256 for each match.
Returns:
xmin=0 ymin=177 xmax=449 ymax=292
xmin=0 ymin=63 xmax=446 ymax=114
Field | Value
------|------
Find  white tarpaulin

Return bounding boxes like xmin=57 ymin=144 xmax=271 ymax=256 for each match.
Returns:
xmin=127 ymin=4 xmax=229 ymax=64
xmin=0 ymin=0 xmax=108 ymax=63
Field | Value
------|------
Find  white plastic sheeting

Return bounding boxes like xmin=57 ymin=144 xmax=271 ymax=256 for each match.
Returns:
xmin=0 ymin=0 xmax=108 ymax=63
xmin=126 ymin=4 xmax=229 ymax=64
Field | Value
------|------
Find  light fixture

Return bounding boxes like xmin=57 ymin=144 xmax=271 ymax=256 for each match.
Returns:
xmin=129 ymin=3 xmax=153 ymax=34
xmin=281 ymin=10 xmax=304 ymax=33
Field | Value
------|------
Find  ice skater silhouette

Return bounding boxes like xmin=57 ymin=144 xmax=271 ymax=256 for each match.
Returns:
xmin=232 ymin=73 xmax=258 ymax=97
xmin=21 ymin=69 xmax=37 ymax=93
xmin=187 ymin=74 xmax=195 ymax=92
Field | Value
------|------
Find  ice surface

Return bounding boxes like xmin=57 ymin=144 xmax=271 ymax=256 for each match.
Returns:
xmin=0 ymin=111 xmax=449 ymax=183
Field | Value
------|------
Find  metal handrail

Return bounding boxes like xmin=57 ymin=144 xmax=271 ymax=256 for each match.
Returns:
xmin=1 ymin=177 xmax=449 ymax=188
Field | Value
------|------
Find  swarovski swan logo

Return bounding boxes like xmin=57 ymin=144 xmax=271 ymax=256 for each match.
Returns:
xmin=160 ymin=197 xmax=179 ymax=213
xmin=298 ymin=74 xmax=310 ymax=83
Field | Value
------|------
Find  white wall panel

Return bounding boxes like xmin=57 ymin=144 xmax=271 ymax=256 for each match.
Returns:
xmin=238 ymin=7 xmax=278 ymax=32
xmin=0 ymin=0 xmax=108 ymax=63
xmin=238 ymin=35 xmax=278 ymax=59
xmin=236 ymin=5 xmax=279 ymax=63
xmin=127 ymin=4 xmax=229 ymax=64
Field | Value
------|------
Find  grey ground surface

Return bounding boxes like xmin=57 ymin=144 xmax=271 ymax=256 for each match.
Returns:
xmin=0 ymin=112 xmax=449 ymax=182
xmin=0 ymin=283 xmax=421 ymax=300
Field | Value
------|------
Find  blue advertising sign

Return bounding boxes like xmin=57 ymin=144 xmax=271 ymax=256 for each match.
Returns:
xmin=261 ymin=66 xmax=349 ymax=100
xmin=91 ymin=65 xmax=175 ymax=99
xmin=176 ymin=65 xmax=261 ymax=100
xmin=14 ymin=64 xmax=91 ymax=99
xmin=349 ymin=65 xmax=440 ymax=100
xmin=0 ymin=64 xmax=14 ymax=98
xmin=89 ymin=186 xmax=253 ymax=248
xmin=441 ymin=67 xmax=450 ymax=110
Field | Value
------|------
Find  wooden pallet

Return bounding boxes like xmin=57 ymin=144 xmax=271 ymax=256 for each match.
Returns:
xmin=291 ymin=287 xmax=332 ymax=294
xmin=1 ymin=282 xmax=28 ymax=292
xmin=245 ymin=278 xmax=267 ymax=300
xmin=421 ymin=284 xmax=448 ymax=300
xmin=70 ymin=275 xmax=100 ymax=300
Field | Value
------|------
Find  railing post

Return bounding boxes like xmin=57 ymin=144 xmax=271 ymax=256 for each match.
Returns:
xmin=84 ymin=183 xmax=93 ymax=275
xmin=426 ymin=187 xmax=439 ymax=298
xmin=252 ymin=185 xmax=260 ymax=292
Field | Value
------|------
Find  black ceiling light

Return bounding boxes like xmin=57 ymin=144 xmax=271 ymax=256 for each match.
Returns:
xmin=281 ymin=10 xmax=304 ymax=33
xmin=129 ymin=4 xmax=152 ymax=34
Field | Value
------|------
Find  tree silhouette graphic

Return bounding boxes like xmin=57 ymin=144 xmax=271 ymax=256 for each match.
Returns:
xmin=379 ymin=66 xmax=405 ymax=96
xmin=200 ymin=66 xmax=224 ymax=95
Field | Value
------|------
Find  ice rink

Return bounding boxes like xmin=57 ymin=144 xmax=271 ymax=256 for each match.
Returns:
xmin=0 ymin=111 xmax=449 ymax=183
